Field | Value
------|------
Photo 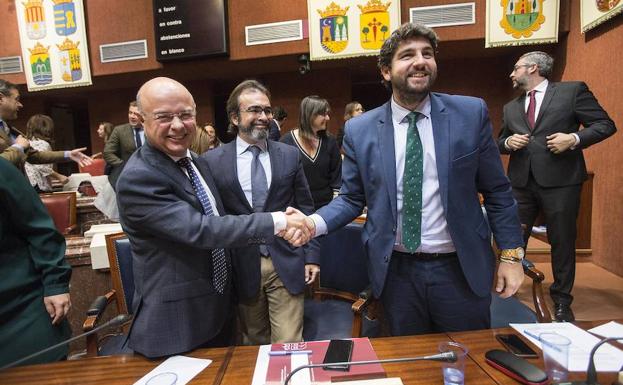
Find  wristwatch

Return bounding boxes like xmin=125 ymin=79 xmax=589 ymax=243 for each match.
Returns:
xmin=499 ymin=247 xmax=525 ymax=264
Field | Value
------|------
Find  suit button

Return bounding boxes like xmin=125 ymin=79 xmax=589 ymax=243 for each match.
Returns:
xmin=384 ymin=255 xmax=389 ymax=262
xmin=530 ymin=136 xmax=535 ymax=141
xmin=392 ymin=227 xmax=396 ymax=233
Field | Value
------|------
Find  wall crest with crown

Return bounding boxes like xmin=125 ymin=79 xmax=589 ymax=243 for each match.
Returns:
xmin=16 ymin=0 xmax=91 ymax=91
xmin=307 ymin=0 xmax=401 ymax=61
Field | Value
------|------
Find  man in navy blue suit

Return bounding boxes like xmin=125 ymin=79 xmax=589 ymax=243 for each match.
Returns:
xmin=298 ymin=23 xmax=525 ymax=335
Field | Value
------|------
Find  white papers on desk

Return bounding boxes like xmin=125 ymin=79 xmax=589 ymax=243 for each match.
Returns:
xmin=251 ymin=344 xmax=312 ymax=385
xmin=511 ymin=322 xmax=623 ymax=372
xmin=588 ymin=321 xmax=623 ymax=339
xmin=133 ymin=355 xmax=211 ymax=385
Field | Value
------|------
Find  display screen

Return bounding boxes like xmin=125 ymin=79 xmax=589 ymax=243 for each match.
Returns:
xmin=153 ymin=0 xmax=228 ymax=61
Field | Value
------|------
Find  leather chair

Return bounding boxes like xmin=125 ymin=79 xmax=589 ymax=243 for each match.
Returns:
xmin=83 ymin=232 xmax=134 ymax=356
xmin=79 ymin=158 xmax=106 ymax=176
xmin=304 ymin=222 xmax=381 ymax=341
xmin=39 ymin=191 xmax=77 ymax=235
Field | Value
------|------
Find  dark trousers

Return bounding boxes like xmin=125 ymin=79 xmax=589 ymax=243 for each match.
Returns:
xmin=381 ymin=252 xmax=491 ymax=336
xmin=512 ymin=175 xmax=582 ymax=306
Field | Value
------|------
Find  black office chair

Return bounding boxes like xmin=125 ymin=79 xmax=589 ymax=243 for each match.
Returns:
xmin=83 ymin=232 xmax=135 ymax=356
xmin=303 ymin=222 xmax=381 ymax=341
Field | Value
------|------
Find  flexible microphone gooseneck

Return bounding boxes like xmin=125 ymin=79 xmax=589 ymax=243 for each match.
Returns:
xmin=0 ymin=314 xmax=133 ymax=370
xmin=552 ymin=336 xmax=623 ymax=385
xmin=284 ymin=351 xmax=457 ymax=385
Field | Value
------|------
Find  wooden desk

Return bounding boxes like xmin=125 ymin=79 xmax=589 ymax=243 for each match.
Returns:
xmin=448 ymin=320 xmax=619 ymax=385
xmin=0 ymin=347 xmax=233 ymax=385
xmin=219 ymin=334 xmax=497 ymax=385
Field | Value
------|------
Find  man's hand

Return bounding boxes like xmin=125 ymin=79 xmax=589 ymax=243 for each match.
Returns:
xmin=305 ymin=264 xmax=320 ymax=285
xmin=68 ymin=147 xmax=93 ymax=167
xmin=15 ymin=135 xmax=30 ymax=149
xmin=506 ymin=133 xmax=530 ymax=151
xmin=495 ymin=262 xmax=524 ymax=299
xmin=280 ymin=207 xmax=315 ymax=247
xmin=43 ymin=293 xmax=71 ymax=325
xmin=546 ymin=133 xmax=576 ymax=154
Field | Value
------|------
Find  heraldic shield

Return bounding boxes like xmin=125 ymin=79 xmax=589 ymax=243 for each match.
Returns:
xmin=358 ymin=0 xmax=391 ymax=50
xmin=318 ymin=2 xmax=349 ymax=54
xmin=500 ymin=0 xmax=546 ymax=38
xmin=57 ymin=38 xmax=82 ymax=82
xmin=29 ymin=43 xmax=52 ymax=86
xmin=24 ymin=0 xmax=47 ymax=40
xmin=596 ymin=0 xmax=621 ymax=12
xmin=54 ymin=0 xmax=78 ymax=36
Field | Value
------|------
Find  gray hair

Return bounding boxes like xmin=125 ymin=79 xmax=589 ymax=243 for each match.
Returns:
xmin=0 ymin=79 xmax=18 ymax=97
xmin=519 ymin=51 xmax=554 ymax=78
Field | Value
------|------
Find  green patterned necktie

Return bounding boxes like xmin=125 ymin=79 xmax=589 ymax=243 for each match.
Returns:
xmin=402 ymin=111 xmax=423 ymax=252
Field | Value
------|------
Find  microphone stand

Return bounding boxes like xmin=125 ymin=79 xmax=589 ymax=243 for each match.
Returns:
xmin=284 ymin=351 xmax=457 ymax=385
xmin=0 ymin=314 xmax=133 ymax=370
xmin=553 ymin=336 xmax=623 ymax=385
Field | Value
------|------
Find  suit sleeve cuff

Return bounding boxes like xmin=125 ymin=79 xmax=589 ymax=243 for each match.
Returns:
xmin=310 ymin=214 xmax=328 ymax=237
xmin=271 ymin=211 xmax=286 ymax=235
xmin=64 ymin=150 xmax=70 ymax=159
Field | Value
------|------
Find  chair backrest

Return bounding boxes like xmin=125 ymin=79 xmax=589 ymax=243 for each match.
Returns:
xmin=318 ymin=222 xmax=370 ymax=294
xmin=79 ymin=158 xmax=106 ymax=176
xmin=39 ymin=191 xmax=77 ymax=235
xmin=105 ymin=232 xmax=135 ymax=315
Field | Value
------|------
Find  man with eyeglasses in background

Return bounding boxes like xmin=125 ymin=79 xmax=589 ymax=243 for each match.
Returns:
xmin=116 ymin=77 xmax=313 ymax=358
xmin=204 ymin=80 xmax=320 ymax=345
xmin=103 ymin=101 xmax=145 ymax=190
xmin=498 ymin=51 xmax=616 ymax=322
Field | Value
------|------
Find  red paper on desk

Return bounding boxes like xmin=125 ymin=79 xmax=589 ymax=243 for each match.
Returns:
xmin=265 ymin=338 xmax=386 ymax=384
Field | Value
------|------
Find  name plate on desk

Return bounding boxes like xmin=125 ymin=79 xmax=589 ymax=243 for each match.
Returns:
xmin=87 ymin=223 xmax=123 ymax=270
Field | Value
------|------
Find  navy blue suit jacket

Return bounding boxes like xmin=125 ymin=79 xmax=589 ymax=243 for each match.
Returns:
xmin=316 ymin=93 xmax=523 ymax=299
xmin=117 ymin=142 xmax=274 ymax=358
xmin=204 ymin=140 xmax=320 ymax=299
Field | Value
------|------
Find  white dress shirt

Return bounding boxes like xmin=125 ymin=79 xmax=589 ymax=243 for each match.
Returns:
xmin=170 ymin=150 xmax=221 ymax=216
xmin=236 ymin=136 xmax=272 ymax=206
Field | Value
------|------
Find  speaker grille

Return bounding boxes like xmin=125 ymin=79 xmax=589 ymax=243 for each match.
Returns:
xmin=410 ymin=2 xmax=475 ymax=28
xmin=99 ymin=40 xmax=148 ymax=63
xmin=246 ymin=20 xmax=303 ymax=46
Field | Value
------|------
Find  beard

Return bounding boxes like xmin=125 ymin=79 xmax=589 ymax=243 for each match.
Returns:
xmin=239 ymin=121 xmax=268 ymax=141
xmin=392 ymin=70 xmax=437 ymax=106
xmin=512 ymin=74 xmax=528 ymax=90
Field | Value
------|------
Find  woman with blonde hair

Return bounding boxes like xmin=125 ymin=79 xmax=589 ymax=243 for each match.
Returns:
xmin=337 ymin=101 xmax=364 ymax=148
xmin=24 ymin=114 xmax=68 ymax=192
xmin=281 ymin=95 xmax=341 ymax=209
xmin=190 ymin=122 xmax=221 ymax=155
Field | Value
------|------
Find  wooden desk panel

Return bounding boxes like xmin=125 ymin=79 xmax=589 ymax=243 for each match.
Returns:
xmin=448 ymin=324 xmax=618 ymax=385
xmin=0 ymin=348 xmax=232 ymax=385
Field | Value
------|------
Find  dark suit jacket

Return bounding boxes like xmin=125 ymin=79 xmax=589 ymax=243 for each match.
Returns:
xmin=116 ymin=142 xmax=275 ymax=358
xmin=317 ymin=94 xmax=523 ymax=299
xmin=204 ymin=140 xmax=320 ymax=299
xmin=268 ymin=120 xmax=281 ymax=141
xmin=103 ymin=123 xmax=139 ymax=189
xmin=498 ymin=81 xmax=616 ymax=188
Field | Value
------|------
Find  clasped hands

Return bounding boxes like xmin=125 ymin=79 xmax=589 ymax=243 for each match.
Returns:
xmin=508 ymin=132 xmax=575 ymax=154
xmin=278 ymin=207 xmax=316 ymax=247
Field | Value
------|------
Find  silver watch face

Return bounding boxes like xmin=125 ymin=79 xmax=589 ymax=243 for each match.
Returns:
xmin=517 ymin=247 xmax=525 ymax=259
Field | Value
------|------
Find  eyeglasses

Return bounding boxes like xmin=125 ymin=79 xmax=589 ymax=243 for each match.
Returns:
xmin=513 ymin=64 xmax=533 ymax=72
xmin=151 ymin=111 xmax=196 ymax=124
xmin=242 ymin=106 xmax=273 ymax=116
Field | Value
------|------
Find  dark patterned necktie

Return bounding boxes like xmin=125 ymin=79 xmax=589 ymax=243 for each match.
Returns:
xmin=248 ymin=145 xmax=269 ymax=256
xmin=134 ymin=127 xmax=143 ymax=147
xmin=527 ymin=90 xmax=537 ymax=129
xmin=177 ymin=157 xmax=227 ymax=293
xmin=402 ymin=111 xmax=423 ymax=252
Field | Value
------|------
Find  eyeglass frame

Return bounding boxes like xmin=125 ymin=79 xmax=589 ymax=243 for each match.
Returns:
xmin=147 ymin=110 xmax=197 ymax=124
xmin=241 ymin=105 xmax=273 ymax=117
xmin=512 ymin=63 xmax=535 ymax=72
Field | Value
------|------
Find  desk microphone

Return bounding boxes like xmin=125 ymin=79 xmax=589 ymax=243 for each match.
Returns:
xmin=0 ymin=314 xmax=132 ymax=370
xmin=284 ymin=351 xmax=457 ymax=385
xmin=552 ymin=336 xmax=623 ymax=385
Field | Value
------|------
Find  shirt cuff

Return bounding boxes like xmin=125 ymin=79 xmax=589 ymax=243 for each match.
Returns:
xmin=271 ymin=211 xmax=286 ymax=235
xmin=504 ymin=137 xmax=512 ymax=151
xmin=310 ymin=214 xmax=328 ymax=238
xmin=10 ymin=144 xmax=25 ymax=153
xmin=64 ymin=150 xmax=70 ymax=159
xmin=571 ymin=133 xmax=580 ymax=149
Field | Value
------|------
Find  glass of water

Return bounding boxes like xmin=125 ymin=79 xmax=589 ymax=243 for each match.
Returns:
xmin=438 ymin=341 xmax=468 ymax=385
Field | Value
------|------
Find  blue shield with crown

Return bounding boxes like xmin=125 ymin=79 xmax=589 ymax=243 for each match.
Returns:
xmin=317 ymin=2 xmax=349 ymax=54
xmin=54 ymin=0 xmax=77 ymax=36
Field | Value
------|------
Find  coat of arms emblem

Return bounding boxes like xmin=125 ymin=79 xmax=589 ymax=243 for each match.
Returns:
xmin=358 ymin=0 xmax=391 ymax=50
xmin=53 ymin=0 xmax=78 ymax=36
xmin=317 ymin=2 xmax=349 ymax=54
xmin=499 ymin=0 xmax=546 ymax=38
xmin=28 ymin=43 xmax=52 ymax=86
xmin=56 ymin=38 xmax=82 ymax=82
xmin=23 ymin=0 xmax=47 ymax=40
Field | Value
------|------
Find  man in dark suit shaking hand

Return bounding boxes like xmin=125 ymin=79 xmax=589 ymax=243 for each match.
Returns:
xmin=498 ymin=51 xmax=616 ymax=322
xmin=116 ymin=77 xmax=312 ymax=358
xmin=204 ymin=80 xmax=320 ymax=345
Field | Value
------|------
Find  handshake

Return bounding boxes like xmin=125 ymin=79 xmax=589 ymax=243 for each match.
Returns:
xmin=278 ymin=207 xmax=316 ymax=247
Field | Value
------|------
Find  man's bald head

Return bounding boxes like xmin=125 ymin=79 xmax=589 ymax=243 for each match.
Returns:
xmin=137 ymin=77 xmax=198 ymax=157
